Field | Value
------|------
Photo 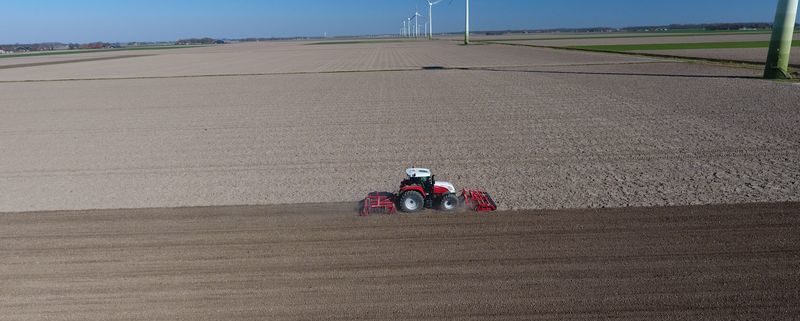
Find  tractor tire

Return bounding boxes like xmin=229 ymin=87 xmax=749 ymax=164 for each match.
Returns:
xmin=398 ymin=191 xmax=424 ymax=213
xmin=439 ymin=194 xmax=459 ymax=212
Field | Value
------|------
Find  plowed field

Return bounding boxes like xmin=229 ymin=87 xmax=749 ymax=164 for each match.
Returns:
xmin=1 ymin=202 xmax=798 ymax=320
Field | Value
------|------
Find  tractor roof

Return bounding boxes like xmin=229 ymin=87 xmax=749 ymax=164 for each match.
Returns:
xmin=406 ymin=168 xmax=432 ymax=178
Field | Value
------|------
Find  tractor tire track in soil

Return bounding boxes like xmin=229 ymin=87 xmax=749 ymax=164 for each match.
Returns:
xmin=1 ymin=202 xmax=798 ymax=320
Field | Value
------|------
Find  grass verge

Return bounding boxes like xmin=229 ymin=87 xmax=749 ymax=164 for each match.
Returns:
xmin=480 ymin=30 xmax=774 ymax=43
xmin=482 ymin=40 xmax=800 ymax=70
xmin=570 ymin=41 xmax=800 ymax=51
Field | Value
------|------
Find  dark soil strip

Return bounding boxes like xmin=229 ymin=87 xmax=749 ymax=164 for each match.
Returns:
xmin=0 ymin=54 xmax=153 ymax=70
xmin=1 ymin=202 xmax=798 ymax=320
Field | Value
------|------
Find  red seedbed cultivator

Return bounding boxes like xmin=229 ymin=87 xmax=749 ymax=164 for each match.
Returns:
xmin=361 ymin=168 xmax=497 ymax=216
xmin=461 ymin=188 xmax=498 ymax=212
xmin=361 ymin=192 xmax=396 ymax=216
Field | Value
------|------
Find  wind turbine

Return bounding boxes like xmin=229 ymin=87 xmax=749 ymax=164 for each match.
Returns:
xmin=402 ymin=20 xmax=407 ymax=37
xmin=426 ymin=0 xmax=443 ymax=39
xmin=414 ymin=11 xmax=422 ymax=38
xmin=411 ymin=9 xmax=424 ymax=38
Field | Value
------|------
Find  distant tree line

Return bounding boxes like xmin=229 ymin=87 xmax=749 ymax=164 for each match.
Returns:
xmin=0 ymin=39 xmax=209 ymax=54
xmin=0 ymin=42 xmax=66 ymax=52
xmin=0 ymin=42 xmax=125 ymax=52
xmin=621 ymin=23 xmax=777 ymax=31
xmin=175 ymin=38 xmax=225 ymax=45
xmin=71 ymin=42 xmax=120 ymax=49
xmin=236 ymin=37 xmax=318 ymax=42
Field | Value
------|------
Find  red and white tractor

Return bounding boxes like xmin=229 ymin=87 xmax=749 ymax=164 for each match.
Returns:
xmin=361 ymin=168 xmax=497 ymax=216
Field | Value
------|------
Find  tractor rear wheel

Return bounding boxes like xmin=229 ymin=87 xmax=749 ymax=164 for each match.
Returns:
xmin=439 ymin=194 xmax=459 ymax=212
xmin=398 ymin=191 xmax=424 ymax=213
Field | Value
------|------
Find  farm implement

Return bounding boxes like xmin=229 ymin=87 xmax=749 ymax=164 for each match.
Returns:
xmin=361 ymin=168 xmax=497 ymax=216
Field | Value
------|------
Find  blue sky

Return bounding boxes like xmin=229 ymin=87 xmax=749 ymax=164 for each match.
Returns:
xmin=0 ymin=0 xmax=788 ymax=43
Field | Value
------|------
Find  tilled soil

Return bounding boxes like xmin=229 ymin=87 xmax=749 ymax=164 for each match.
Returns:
xmin=0 ymin=41 xmax=652 ymax=81
xmin=1 ymin=202 xmax=798 ymax=320
xmin=1 ymin=41 xmax=799 ymax=213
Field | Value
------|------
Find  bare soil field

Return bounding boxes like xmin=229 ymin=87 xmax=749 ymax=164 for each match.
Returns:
xmin=1 ymin=41 xmax=799 ymax=213
xmin=0 ymin=41 xmax=653 ymax=81
xmin=1 ymin=202 xmax=798 ymax=320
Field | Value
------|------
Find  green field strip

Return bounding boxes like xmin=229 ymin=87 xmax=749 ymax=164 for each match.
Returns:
xmin=0 ymin=45 xmax=206 ymax=59
xmin=484 ymin=41 xmax=800 ymax=69
xmin=480 ymin=30 xmax=774 ymax=43
xmin=306 ymin=39 xmax=410 ymax=45
xmin=570 ymin=41 xmax=800 ymax=51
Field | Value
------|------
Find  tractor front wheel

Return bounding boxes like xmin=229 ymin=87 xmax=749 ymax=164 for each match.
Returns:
xmin=398 ymin=191 xmax=424 ymax=213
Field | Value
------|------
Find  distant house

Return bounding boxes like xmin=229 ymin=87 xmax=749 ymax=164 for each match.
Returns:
xmin=0 ymin=49 xmax=6 ymax=54
xmin=85 ymin=43 xmax=105 ymax=49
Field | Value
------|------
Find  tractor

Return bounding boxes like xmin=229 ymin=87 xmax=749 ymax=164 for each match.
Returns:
xmin=361 ymin=168 xmax=497 ymax=216
xmin=397 ymin=168 xmax=460 ymax=213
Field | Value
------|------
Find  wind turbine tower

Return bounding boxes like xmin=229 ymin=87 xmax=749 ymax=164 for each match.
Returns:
xmin=764 ymin=0 xmax=798 ymax=79
xmin=426 ymin=0 xmax=443 ymax=39
xmin=414 ymin=14 xmax=418 ymax=37
xmin=414 ymin=10 xmax=424 ymax=38
xmin=464 ymin=0 xmax=470 ymax=45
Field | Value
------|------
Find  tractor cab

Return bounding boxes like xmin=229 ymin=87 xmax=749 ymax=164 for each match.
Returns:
xmin=402 ymin=168 xmax=456 ymax=195
xmin=404 ymin=168 xmax=434 ymax=190
xmin=406 ymin=168 xmax=432 ymax=179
